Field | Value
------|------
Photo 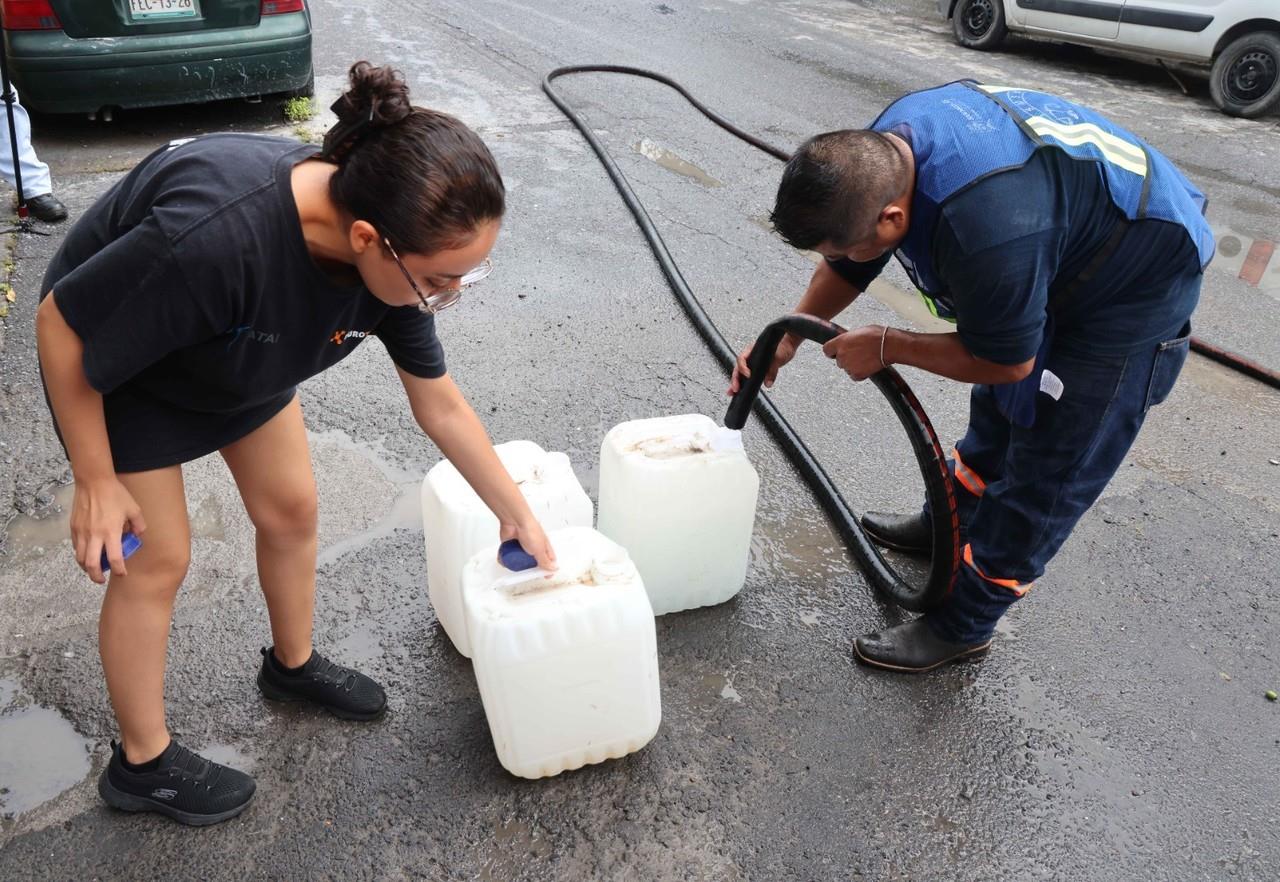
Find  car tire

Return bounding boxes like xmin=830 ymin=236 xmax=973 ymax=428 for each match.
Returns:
xmin=951 ymin=0 xmax=1007 ymax=51
xmin=1210 ymin=31 xmax=1280 ymax=119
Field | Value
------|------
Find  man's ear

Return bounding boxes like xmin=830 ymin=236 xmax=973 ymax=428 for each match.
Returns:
xmin=879 ymin=203 xmax=907 ymax=234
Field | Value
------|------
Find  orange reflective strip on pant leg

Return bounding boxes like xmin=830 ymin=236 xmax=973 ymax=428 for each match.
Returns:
xmin=963 ymin=544 xmax=1030 ymax=597
xmin=952 ymin=447 xmax=987 ymax=497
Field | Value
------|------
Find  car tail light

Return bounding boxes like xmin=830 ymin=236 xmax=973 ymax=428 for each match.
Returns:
xmin=1 ymin=0 xmax=62 ymax=30
xmin=261 ymin=0 xmax=305 ymax=14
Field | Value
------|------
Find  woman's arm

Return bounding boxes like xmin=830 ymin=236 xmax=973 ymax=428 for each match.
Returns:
xmin=35 ymin=295 xmax=146 ymax=582
xmin=396 ymin=367 xmax=556 ymax=570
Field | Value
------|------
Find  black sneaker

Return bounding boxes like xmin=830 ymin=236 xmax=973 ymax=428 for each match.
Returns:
xmin=256 ymin=646 xmax=387 ymax=721
xmin=98 ymin=739 xmax=255 ymax=827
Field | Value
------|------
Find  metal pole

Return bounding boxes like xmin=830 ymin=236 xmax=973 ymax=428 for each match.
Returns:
xmin=0 ymin=26 xmax=27 ymax=217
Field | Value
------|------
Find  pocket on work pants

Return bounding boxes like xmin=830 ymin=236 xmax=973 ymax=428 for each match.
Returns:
xmin=1144 ymin=322 xmax=1191 ymax=412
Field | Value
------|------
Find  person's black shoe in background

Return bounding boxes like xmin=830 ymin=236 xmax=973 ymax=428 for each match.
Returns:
xmin=25 ymin=193 xmax=68 ymax=223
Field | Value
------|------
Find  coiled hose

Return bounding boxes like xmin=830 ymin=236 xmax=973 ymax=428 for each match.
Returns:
xmin=542 ymin=65 xmax=1280 ymax=609
xmin=543 ymin=65 xmax=959 ymax=611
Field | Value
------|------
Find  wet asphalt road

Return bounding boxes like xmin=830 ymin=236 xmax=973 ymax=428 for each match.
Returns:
xmin=1 ymin=1 xmax=1278 ymax=879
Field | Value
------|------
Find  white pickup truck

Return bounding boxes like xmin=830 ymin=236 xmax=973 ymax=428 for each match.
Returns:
xmin=938 ymin=0 xmax=1280 ymax=117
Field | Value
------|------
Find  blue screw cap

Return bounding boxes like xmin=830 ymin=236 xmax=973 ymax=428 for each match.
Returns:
xmin=498 ymin=539 xmax=538 ymax=572
xmin=101 ymin=531 xmax=142 ymax=574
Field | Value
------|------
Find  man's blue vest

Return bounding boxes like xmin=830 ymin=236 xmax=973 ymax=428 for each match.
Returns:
xmin=870 ymin=81 xmax=1215 ymax=321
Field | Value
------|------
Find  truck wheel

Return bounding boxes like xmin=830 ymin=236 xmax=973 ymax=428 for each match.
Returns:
xmin=951 ymin=0 xmax=1007 ymax=51
xmin=1210 ymin=31 xmax=1280 ymax=119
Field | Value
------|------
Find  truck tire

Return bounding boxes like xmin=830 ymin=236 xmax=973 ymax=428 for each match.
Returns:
xmin=1210 ymin=31 xmax=1280 ymax=119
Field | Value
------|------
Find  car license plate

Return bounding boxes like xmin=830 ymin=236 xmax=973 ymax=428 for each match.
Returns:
xmin=128 ymin=0 xmax=198 ymax=21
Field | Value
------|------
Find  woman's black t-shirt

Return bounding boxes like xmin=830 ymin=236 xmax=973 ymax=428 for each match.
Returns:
xmin=41 ymin=133 xmax=446 ymax=473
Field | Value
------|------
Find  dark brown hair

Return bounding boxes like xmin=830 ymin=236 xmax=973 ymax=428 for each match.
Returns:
xmin=323 ymin=61 xmax=505 ymax=255
xmin=770 ymin=129 xmax=907 ymax=250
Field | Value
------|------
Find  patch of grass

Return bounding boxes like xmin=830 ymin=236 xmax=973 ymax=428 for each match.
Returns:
xmin=292 ymin=124 xmax=319 ymax=144
xmin=282 ymin=96 xmax=315 ymax=124
xmin=0 ymin=232 xmax=14 ymax=319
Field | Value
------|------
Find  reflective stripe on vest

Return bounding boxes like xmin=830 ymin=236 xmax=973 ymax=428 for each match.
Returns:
xmin=869 ymin=81 xmax=1215 ymax=307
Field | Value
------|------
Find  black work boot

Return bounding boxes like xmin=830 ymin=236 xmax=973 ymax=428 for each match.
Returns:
xmin=25 ymin=193 xmax=68 ymax=223
xmin=854 ymin=618 xmax=991 ymax=673
xmin=98 ymin=739 xmax=255 ymax=826
xmin=257 ymin=647 xmax=387 ymax=721
xmin=860 ymin=511 xmax=932 ymax=556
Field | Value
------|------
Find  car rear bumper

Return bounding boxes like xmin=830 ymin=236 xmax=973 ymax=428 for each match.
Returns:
xmin=4 ymin=13 xmax=311 ymax=113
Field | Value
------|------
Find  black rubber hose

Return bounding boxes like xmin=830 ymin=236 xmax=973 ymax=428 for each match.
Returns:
xmin=724 ymin=314 xmax=961 ymax=609
xmin=543 ymin=65 xmax=959 ymax=611
xmin=1190 ymin=338 xmax=1280 ymax=390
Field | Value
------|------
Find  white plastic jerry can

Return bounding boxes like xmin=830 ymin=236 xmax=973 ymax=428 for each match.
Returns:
xmin=420 ymin=440 xmax=594 ymax=658
xmin=463 ymin=526 xmax=662 ymax=780
xmin=597 ymin=414 xmax=759 ymax=616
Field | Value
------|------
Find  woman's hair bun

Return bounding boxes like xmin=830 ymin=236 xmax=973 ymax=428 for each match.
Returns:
xmin=336 ymin=60 xmax=412 ymax=128
xmin=325 ymin=60 xmax=506 ymax=255
xmin=321 ymin=61 xmax=413 ymax=162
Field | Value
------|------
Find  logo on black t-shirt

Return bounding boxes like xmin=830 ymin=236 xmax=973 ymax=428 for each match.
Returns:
xmin=331 ymin=329 xmax=371 ymax=345
xmin=225 ymin=324 xmax=281 ymax=350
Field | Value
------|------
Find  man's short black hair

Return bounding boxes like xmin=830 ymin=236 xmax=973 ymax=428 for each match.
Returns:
xmin=770 ymin=129 xmax=907 ymax=251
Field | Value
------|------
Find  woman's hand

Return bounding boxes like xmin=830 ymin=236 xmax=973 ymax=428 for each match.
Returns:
xmin=499 ymin=517 xmax=557 ymax=571
xmin=397 ymin=371 xmax=557 ymax=573
xmin=71 ymin=476 xmax=146 ymax=584
xmin=728 ymin=333 xmax=800 ymax=395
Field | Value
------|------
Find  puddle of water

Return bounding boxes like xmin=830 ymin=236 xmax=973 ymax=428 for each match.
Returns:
xmin=201 ymin=742 xmax=255 ymax=774
xmin=0 ymin=678 xmax=92 ymax=819
xmin=479 ymin=817 xmax=552 ymax=882
xmin=876 ymin=547 xmax=934 ymax=592
xmin=309 ymin=427 xmax=427 ymax=567
xmin=309 ymin=428 xmax=422 ymax=486
xmin=634 ymin=138 xmax=723 ymax=187
xmin=333 ymin=622 xmax=384 ymax=670
xmin=1007 ymin=674 xmax=1141 ymax=816
xmin=316 ymin=484 xmax=420 ymax=568
xmin=1 ymin=484 xmax=74 ymax=562
xmin=189 ymin=494 xmax=228 ymax=542
xmin=3 ymin=481 xmax=229 ymax=561
xmin=700 ymin=672 xmax=743 ymax=703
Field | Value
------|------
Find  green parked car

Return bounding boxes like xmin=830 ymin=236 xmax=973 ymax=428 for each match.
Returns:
xmin=1 ymin=0 xmax=313 ymax=115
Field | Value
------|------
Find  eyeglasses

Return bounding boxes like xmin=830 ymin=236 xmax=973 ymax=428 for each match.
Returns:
xmin=383 ymin=237 xmax=493 ymax=315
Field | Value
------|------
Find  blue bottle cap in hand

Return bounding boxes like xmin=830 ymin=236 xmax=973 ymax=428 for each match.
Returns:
xmin=101 ymin=531 xmax=142 ymax=574
xmin=498 ymin=539 xmax=538 ymax=572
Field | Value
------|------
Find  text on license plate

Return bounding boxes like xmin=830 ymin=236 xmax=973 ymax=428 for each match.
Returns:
xmin=129 ymin=0 xmax=197 ymax=20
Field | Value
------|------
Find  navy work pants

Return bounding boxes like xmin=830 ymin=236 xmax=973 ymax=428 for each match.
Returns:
xmin=928 ymin=323 xmax=1194 ymax=644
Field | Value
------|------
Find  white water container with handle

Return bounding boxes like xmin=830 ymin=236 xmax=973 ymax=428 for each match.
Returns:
xmin=597 ymin=414 xmax=759 ymax=616
xmin=463 ymin=526 xmax=662 ymax=779
xmin=421 ymin=440 xmax=594 ymax=657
